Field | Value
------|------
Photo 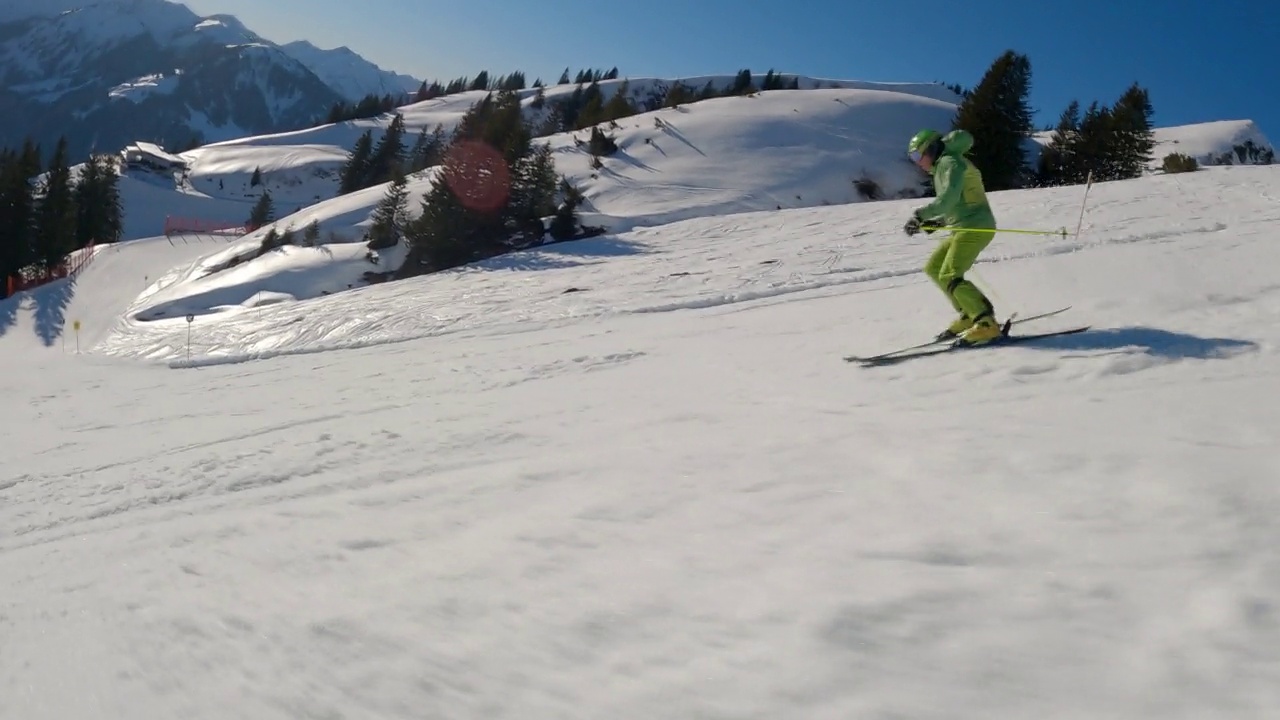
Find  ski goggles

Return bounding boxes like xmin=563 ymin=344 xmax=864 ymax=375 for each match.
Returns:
xmin=908 ymin=149 xmax=925 ymax=162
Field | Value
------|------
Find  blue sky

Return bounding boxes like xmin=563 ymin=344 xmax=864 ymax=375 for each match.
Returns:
xmin=183 ymin=0 xmax=1277 ymax=140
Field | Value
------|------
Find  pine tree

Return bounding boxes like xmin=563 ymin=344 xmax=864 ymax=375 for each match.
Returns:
xmin=1077 ymin=101 xmax=1118 ymax=181
xmin=536 ymin=104 xmax=565 ymax=136
xmin=400 ymin=89 xmax=560 ymax=276
xmin=1109 ymin=83 xmax=1155 ymax=179
xmin=576 ymin=89 xmax=605 ymax=130
xmin=952 ymin=50 xmax=1035 ymax=191
xmin=73 ymin=154 xmax=124 ymax=247
xmin=478 ymin=89 xmax=532 ymax=166
xmin=506 ymin=141 xmax=558 ymax=244
xmin=0 ymin=141 xmax=41 ymax=280
xmin=32 ymin=137 xmax=78 ymax=270
xmin=407 ymin=123 xmax=446 ymax=172
xmin=250 ymin=166 xmax=262 ymax=186
xmin=548 ymin=177 xmax=584 ymax=241
xmin=99 ymin=155 xmax=124 ymax=244
xmin=500 ymin=71 xmax=526 ymax=91
xmin=400 ymin=167 xmax=491 ymax=276
xmin=303 ymin=220 xmax=322 ymax=246
xmin=366 ymin=113 xmax=407 ymax=186
xmin=0 ymin=149 xmax=30 ymax=283
xmin=587 ymin=126 xmax=618 ymax=156
xmin=728 ymin=69 xmax=755 ymax=96
xmin=73 ymin=154 xmax=103 ymax=249
xmin=663 ymin=82 xmax=693 ymax=108
xmin=1036 ymin=100 xmax=1083 ymax=186
xmin=406 ymin=128 xmax=431 ymax=173
xmin=248 ymin=190 xmax=275 ymax=228
xmin=366 ymin=167 xmax=409 ymax=250
xmin=338 ymin=130 xmax=374 ymax=195
xmin=602 ymin=80 xmax=635 ymax=122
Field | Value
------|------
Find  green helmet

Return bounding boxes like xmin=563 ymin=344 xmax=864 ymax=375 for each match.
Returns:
xmin=907 ymin=128 xmax=941 ymax=158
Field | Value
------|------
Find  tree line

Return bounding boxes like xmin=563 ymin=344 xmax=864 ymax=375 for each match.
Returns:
xmin=320 ymin=68 xmax=623 ymax=126
xmin=1 ymin=136 xmax=123 ymax=294
xmin=944 ymin=49 xmax=1159 ymax=192
xmin=334 ymin=67 xmax=808 ymax=200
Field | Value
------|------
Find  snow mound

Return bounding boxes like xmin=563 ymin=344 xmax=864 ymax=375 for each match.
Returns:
xmin=1151 ymin=119 xmax=1274 ymax=165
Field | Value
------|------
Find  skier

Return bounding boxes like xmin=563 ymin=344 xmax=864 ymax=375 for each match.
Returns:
xmin=903 ymin=128 xmax=1002 ymax=346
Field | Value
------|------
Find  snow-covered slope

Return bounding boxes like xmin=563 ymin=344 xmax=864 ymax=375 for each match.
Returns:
xmin=179 ymin=75 xmax=959 ymax=206
xmin=183 ymin=80 xmax=956 ymax=215
xmin=98 ymin=82 xmax=952 ymax=321
xmin=114 ymin=170 xmax=265 ymax=240
xmin=1029 ymin=118 xmax=1275 ymax=169
xmin=1149 ymin=119 xmax=1274 ymax=165
xmin=2 ymin=156 xmax=1278 ymax=718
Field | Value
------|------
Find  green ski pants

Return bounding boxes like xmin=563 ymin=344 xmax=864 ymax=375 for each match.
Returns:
xmin=923 ymin=229 xmax=995 ymax=320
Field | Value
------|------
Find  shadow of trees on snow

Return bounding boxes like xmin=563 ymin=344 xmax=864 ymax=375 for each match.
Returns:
xmin=33 ymin=277 xmax=76 ymax=347
xmin=0 ymin=294 xmax=18 ymax=338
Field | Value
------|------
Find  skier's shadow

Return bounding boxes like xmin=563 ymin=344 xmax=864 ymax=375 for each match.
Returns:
xmin=1022 ymin=326 xmax=1258 ymax=360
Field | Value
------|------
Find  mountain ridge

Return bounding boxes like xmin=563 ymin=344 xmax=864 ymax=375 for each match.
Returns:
xmin=0 ymin=0 xmax=422 ymax=159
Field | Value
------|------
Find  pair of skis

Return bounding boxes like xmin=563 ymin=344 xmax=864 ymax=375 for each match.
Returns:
xmin=844 ymin=306 xmax=1090 ymax=367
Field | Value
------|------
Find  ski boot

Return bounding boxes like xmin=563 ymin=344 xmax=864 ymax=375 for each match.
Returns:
xmin=935 ymin=314 xmax=974 ymax=342
xmin=955 ymin=314 xmax=1003 ymax=346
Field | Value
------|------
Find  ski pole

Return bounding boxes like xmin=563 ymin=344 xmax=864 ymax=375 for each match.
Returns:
xmin=921 ymin=225 xmax=1070 ymax=238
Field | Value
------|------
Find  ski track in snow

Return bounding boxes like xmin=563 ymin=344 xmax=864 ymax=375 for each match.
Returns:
xmin=3 ymin=165 xmax=1280 ymax=716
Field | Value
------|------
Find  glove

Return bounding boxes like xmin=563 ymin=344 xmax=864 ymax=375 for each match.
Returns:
xmin=905 ymin=209 xmax=940 ymax=236
xmin=903 ymin=213 xmax=921 ymax=236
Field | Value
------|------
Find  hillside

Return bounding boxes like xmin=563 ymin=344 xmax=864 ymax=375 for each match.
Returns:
xmin=1027 ymin=118 xmax=1275 ymax=169
xmin=79 ymin=75 xmax=1267 ymax=333
xmin=176 ymin=74 xmax=962 ymax=209
xmin=3 ymin=145 xmax=1279 ymax=719
xmin=69 ymin=77 xmax=962 ymax=320
xmin=1148 ymin=119 xmax=1275 ymax=165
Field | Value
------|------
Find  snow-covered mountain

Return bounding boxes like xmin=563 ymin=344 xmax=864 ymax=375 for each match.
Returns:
xmin=0 ymin=0 xmax=421 ymax=160
xmin=280 ymin=40 xmax=423 ymax=102
xmin=0 ymin=0 xmax=85 ymax=22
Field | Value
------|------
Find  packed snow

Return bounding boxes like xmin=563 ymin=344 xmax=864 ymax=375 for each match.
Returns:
xmin=3 ymin=75 xmax=1280 ymax=720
